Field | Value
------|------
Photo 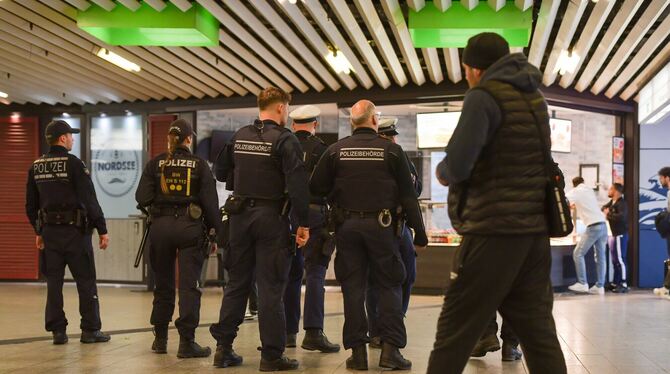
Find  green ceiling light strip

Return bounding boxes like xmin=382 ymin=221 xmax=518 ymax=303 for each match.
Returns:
xmin=77 ymin=3 xmax=219 ymax=46
xmin=409 ymin=1 xmax=532 ymax=48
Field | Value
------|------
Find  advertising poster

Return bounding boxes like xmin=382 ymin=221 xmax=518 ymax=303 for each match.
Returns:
xmin=612 ymin=136 xmax=624 ymax=163
xmin=612 ymin=164 xmax=624 ymax=185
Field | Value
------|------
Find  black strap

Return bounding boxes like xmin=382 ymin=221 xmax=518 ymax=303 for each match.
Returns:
xmin=519 ymin=92 xmax=553 ymax=178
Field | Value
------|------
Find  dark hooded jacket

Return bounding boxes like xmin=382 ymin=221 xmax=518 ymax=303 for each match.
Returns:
xmin=437 ymin=53 xmax=551 ymax=235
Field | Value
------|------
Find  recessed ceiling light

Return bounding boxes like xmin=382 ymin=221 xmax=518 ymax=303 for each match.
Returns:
xmin=62 ymin=112 xmax=71 ymax=118
xmin=325 ymin=48 xmax=354 ymax=75
xmin=100 ymin=112 xmax=107 ymax=117
xmin=0 ymin=91 xmax=8 ymax=99
xmin=555 ymin=50 xmax=580 ymax=75
xmin=96 ymin=48 xmax=141 ymax=72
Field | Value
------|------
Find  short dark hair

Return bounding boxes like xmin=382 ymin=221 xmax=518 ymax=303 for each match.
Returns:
xmin=612 ymin=183 xmax=624 ymax=193
xmin=572 ymin=176 xmax=584 ymax=187
xmin=257 ymin=87 xmax=291 ymax=111
xmin=659 ymin=167 xmax=670 ymax=178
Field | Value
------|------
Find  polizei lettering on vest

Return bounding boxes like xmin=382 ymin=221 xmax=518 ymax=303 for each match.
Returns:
xmin=157 ymin=159 xmax=197 ymax=168
xmin=339 ymin=148 xmax=385 ymax=161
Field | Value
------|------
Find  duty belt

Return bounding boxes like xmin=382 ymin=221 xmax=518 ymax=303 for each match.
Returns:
xmin=342 ymin=208 xmax=393 ymax=228
xmin=40 ymin=209 xmax=85 ymax=227
xmin=247 ymin=198 xmax=283 ymax=209
xmin=150 ymin=205 xmax=188 ymax=217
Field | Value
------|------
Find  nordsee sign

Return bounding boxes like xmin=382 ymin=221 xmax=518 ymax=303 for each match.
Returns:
xmin=93 ymin=149 xmax=141 ymax=198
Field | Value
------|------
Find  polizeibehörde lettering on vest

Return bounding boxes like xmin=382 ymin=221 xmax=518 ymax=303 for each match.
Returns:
xmin=339 ymin=148 xmax=385 ymax=161
xmin=234 ymin=140 xmax=272 ymax=157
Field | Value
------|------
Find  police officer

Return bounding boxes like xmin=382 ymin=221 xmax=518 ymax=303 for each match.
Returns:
xmin=135 ymin=119 xmax=219 ymax=358
xmin=25 ymin=120 xmax=110 ymax=345
xmin=211 ymin=87 xmax=310 ymax=371
xmin=283 ymin=105 xmax=340 ymax=353
xmin=310 ymin=100 xmax=428 ymax=370
xmin=365 ymin=116 xmax=421 ymax=349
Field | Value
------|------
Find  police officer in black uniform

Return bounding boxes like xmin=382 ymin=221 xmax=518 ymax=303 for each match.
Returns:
xmin=135 ymin=119 xmax=219 ymax=358
xmin=366 ymin=116 xmax=422 ymax=349
xmin=283 ymin=105 xmax=340 ymax=353
xmin=25 ymin=120 xmax=111 ymax=345
xmin=211 ymin=87 xmax=310 ymax=371
xmin=310 ymin=100 xmax=428 ymax=370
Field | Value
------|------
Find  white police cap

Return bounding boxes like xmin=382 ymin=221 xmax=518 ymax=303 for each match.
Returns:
xmin=378 ymin=116 xmax=399 ymax=136
xmin=289 ymin=105 xmax=321 ymax=124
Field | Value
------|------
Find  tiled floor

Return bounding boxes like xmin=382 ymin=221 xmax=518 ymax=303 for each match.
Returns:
xmin=1 ymin=284 xmax=669 ymax=373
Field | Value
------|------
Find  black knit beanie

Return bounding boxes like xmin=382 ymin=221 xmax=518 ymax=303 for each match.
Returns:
xmin=462 ymin=32 xmax=510 ymax=70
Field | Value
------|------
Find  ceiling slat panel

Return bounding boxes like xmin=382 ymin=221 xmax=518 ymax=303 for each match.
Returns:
xmin=0 ymin=64 xmax=80 ymax=105
xmin=197 ymin=0 xmax=309 ymax=92
xmin=488 ymin=0 xmax=505 ymax=12
xmin=206 ymin=46 xmax=271 ymax=91
xmin=434 ymin=0 xmax=452 ymax=12
xmin=169 ymin=0 xmax=192 ymax=12
xmin=63 ymin=0 xmax=90 ymax=10
xmin=327 ymin=0 xmax=391 ymax=88
xmin=574 ymin=0 xmax=643 ymax=92
xmin=354 ymin=0 xmax=408 ymax=87
xmin=407 ymin=0 xmax=426 ymax=11
xmin=186 ymin=47 xmax=260 ymax=94
xmin=605 ymin=15 xmax=670 ymax=98
xmin=541 ymin=0 xmax=588 ymax=86
xmin=0 ymin=75 xmax=63 ymax=105
xmin=301 ymin=1 xmax=375 ymax=89
xmin=381 ymin=0 xmax=426 ymax=86
xmin=515 ymin=0 xmax=532 ymax=12
xmin=166 ymin=47 xmax=247 ymax=96
xmin=461 ymin=0 xmax=478 ymax=11
xmin=142 ymin=0 xmax=167 ymax=11
xmin=422 ymin=48 xmax=444 ymax=84
xmin=218 ymin=29 xmax=294 ymax=92
xmin=620 ymin=42 xmax=670 ymax=101
xmin=442 ymin=48 xmax=462 ymax=83
xmin=35 ymin=0 xmax=202 ymax=100
xmin=590 ymin=0 xmax=670 ymax=95
xmin=117 ymin=0 xmax=141 ymax=11
xmin=527 ymin=0 xmax=560 ymax=68
xmin=89 ymin=0 xmax=115 ymax=11
xmin=248 ymin=0 xmax=341 ymax=92
xmin=558 ymin=0 xmax=616 ymax=88
xmin=273 ymin=0 xmax=357 ymax=90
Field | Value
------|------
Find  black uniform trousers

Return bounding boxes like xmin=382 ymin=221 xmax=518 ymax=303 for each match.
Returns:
xmin=149 ymin=215 xmax=206 ymax=340
xmin=335 ymin=216 xmax=406 ymax=350
xmin=483 ymin=315 xmax=519 ymax=346
xmin=41 ymin=225 xmax=101 ymax=333
xmin=210 ymin=205 xmax=292 ymax=360
xmin=664 ymin=238 xmax=670 ymax=289
xmin=427 ymin=234 xmax=566 ymax=374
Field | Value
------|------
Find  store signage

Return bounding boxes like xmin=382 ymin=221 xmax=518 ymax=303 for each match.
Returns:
xmin=549 ymin=118 xmax=572 ymax=153
xmin=93 ymin=149 xmax=141 ymax=198
xmin=639 ymin=60 xmax=670 ymax=125
xmin=416 ymin=112 xmax=461 ymax=149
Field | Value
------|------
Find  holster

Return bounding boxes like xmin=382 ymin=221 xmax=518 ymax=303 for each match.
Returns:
xmin=393 ymin=206 xmax=406 ymax=238
xmin=223 ymin=195 xmax=246 ymax=215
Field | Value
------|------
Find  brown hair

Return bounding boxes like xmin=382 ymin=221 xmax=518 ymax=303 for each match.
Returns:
xmin=257 ymin=87 xmax=291 ymax=111
xmin=572 ymin=176 xmax=584 ymax=188
xmin=160 ymin=133 xmax=182 ymax=194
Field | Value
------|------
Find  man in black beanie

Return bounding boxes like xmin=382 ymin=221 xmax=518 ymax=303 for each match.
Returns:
xmin=430 ymin=33 xmax=567 ymax=373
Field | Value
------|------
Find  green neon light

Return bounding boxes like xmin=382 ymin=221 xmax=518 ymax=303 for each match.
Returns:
xmin=409 ymin=1 xmax=532 ymax=48
xmin=77 ymin=3 xmax=219 ymax=47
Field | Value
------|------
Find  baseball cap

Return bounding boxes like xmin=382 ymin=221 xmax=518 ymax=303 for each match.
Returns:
xmin=45 ymin=120 xmax=80 ymax=142
xmin=168 ymin=119 xmax=196 ymax=139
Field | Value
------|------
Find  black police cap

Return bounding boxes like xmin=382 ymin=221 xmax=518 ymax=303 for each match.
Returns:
xmin=45 ymin=120 xmax=80 ymax=141
xmin=168 ymin=119 xmax=196 ymax=139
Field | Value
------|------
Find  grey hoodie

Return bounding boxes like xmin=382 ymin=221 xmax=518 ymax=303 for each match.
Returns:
xmin=437 ymin=53 xmax=544 ymax=185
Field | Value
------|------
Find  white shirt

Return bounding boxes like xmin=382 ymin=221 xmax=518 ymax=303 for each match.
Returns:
xmin=565 ymin=183 xmax=606 ymax=227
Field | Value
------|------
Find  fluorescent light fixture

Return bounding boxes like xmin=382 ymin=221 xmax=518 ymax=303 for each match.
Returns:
xmin=10 ymin=112 xmax=20 ymax=119
xmin=555 ymin=50 xmax=580 ymax=75
xmin=326 ymin=49 xmax=354 ymax=74
xmin=288 ymin=0 xmax=297 ymax=3
xmin=0 ymin=91 xmax=7 ymax=99
xmin=62 ymin=112 xmax=71 ymax=118
xmin=125 ymin=110 xmax=133 ymax=116
xmin=96 ymin=48 xmax=141 ymax=72
xmin=100 ymin=112 xmax=107 ymax=117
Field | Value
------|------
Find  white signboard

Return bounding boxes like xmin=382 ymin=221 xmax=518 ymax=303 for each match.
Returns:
xmin=416 ymin=112 xmax=461 ymax=149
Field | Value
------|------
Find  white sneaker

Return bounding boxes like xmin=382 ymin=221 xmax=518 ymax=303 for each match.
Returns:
xmin=589 ymin=285 xmax=605 ymax=295
xmin=568 ymin=282 xmax=589 ymax=293
xmin=653 ymin=287 xmax=669 ymax=297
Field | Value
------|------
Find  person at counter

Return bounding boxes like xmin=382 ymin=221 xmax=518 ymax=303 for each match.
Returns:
xmin=310 ymin=100 xmax=427 ymax=370
xmin=602 ymin=183 xmax=628 ymax=293
xmin=135 ymin=119 xmax=220 ymax=358
xmin=565 ymin=177 xmax=607 ymax=295
xmin=430 ymin=32 xmax=567 ymax=374
xmin=366 ymin=116 xmax=421 ymax=349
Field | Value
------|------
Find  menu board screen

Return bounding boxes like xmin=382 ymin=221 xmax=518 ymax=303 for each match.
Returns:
xmin=416 ymin=112 xmax=461 ymax=149
xmin=550 ymin=118 xmax=572 ymax=153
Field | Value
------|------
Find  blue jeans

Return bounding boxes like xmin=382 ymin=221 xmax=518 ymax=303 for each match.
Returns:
xmin=573 ymin=222 xmax=607 ymax=287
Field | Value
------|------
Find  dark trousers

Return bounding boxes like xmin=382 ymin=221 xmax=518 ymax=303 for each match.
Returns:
xmin=483 ymin=314 xmax=519 ymax=346
xmin=285 ymin=205 xmax=330 ymax=333
xmin=427 ymin=234 xmax=566 ymax=374
xmin=366 ymin=225 xmax=416 ymax=337
xmin=335 ymin=217 xmax=406 ymax=349
xmin=210 ymin=206 xmax=291 ymax=360
xmin=149 ymin=215 xmax=206 ymax=340
xmin=41 ymin=225 xmax=101 ymax=333
xmin=665 ymin=238 xmax=670 ymax=289
xmin=609 ymin=234 xmax=628 ymax=285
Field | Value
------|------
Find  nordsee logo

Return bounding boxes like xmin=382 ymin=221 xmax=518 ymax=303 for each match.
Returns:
xmin=93 ymin=149 xmax=140 ymax=198
xmin=639 ymin=174 xmax=668 ymax=229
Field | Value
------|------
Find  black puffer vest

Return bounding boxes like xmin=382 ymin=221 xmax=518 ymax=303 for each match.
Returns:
xmin=448 ymin=80 xmax=550 ymax=235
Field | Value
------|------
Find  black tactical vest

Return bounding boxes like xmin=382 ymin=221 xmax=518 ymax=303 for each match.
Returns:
xmin=232 ymin=121 xmax=287 ymax=200
xmin=296 ymin=131 xmax=326 ymax=175
xmin=448 ymin=80 xmax=549 ymax=235
xmin=33 ymin=150 xmax=81 ymax=212
xmin=331 ymin=130 xmax=398 ymax=211
xmin=152 ymin=147 xmax=202 ymax=206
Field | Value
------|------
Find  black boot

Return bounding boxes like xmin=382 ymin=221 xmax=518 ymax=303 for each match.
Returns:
xmin=52 ymin=330 xmax=68 ymax=345
xmin=470 ymin=333 xmax=500 ymax=357
xmin=346 ymin=345 xmax=368 ymax=370
xmin=379 ymin=342 xmax=411 ymax=370
xmin=151 ymin=325 xmax=168 ymax=354
xmin=369 ymin=336 xmax=382 ymax=349
xmin=301 ymin=329 xmax=340 ymax=353
xmin=501 ymin=342 xmax=523 ymax=361
xmin=286 ymin=333 xmax=297 ymax=348
xmin=177 ymin=338 xmax=212 ymax=358
xmin=80 ymin=330 xmax=111 ymax=344
xmin=213 ymin=345 xmax=243 ymax=368
xmin=259 ymin=355 xmax=299 ymax=371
